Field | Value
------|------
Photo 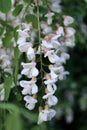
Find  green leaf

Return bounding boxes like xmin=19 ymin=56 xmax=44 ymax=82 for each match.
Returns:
xmin=4 ymin=75 xmax=12 ymax=101
xmin=0 ymin=27 xmax=4 ymax=36
xmin=0 ymin=0 xmax=11 ymax=13
xmin=42 ymin=0 xmax=47 ymax=5
xmin=25 ymin=14 xmax=38 ymax=29
xmin=39 ymin=6 xmax=48 ymax=15
xmin=2 ymin=32 xmax=13 ymax=47
xmin=0 ymin=19 xmax=14 ymax=31
xmin=12 ymin=4 xmax=23 ymax=17
xmin=5 ymin=114 xmax=22 ymax=130
xmin=23 ymin=0 xmax=32 ymax=3
xmin=14 ymin=46 xmax=20 ymax=85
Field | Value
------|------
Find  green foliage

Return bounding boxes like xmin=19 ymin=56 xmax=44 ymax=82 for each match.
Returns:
xmin=14 ymin=46 xmax=20 ymax=85
xmin=2 ymin=32 xmax=13 ymax=47
xmin=4 ymin=75 xmax=12 ymax=101
xmin=42 ymin=0 xmax=47 ymax=5
xmin=25 ymin=14 xmax=38 ymax=29
xmin=12 ymin=4 xmax=23 ymax=17
xmin=39 ymin=6 xmax=48 ymax=15
xmin=0 ymin=0 xmax=11 ymax=13
xmin=23 ymin=0 xmax=32 ymax=3
xmin=5 ymin=114 xmax=22 ymax=130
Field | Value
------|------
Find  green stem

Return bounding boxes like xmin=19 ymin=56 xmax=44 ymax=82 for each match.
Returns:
xmin=21 ymin=3 xmax=30 ymax=22
xmin=37 ymin=0 xmax=43 ymax=81
xmin=36 ymin=0 xmax=44 ymax=106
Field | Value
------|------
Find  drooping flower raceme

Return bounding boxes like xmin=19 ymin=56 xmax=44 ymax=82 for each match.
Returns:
xmin=15 ymin=0 xmax=76 ymax=124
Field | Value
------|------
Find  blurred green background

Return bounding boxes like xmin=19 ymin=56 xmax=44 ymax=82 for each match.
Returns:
xmin=0 ymin=0 xmax=87 ymax=130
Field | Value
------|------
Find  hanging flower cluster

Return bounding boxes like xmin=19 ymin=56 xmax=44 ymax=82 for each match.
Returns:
xmin=0 ymin=0 xmax=75 ymax=124
xmin=16 ymin=0 xmax=75 ymax=124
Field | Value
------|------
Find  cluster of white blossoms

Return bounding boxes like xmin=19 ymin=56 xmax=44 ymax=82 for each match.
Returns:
xmin=17 ymin=23 xmax=39 ymax=110
xmin=37 ymin=15 xmax=75 ymax=124
xmin=17 ymin=8 xmax=75 ymax=123
xmin=0 ymin=0 xmax=76 ymax=124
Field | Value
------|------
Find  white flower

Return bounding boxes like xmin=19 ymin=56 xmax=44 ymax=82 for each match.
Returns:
xmin=24 ymin=95 xmax=37 ymax=110
xmin=65 ymin=27 xmax=75 ymax=37
xmin=21 ymin=62 xmax=39 ymax=78
xmin=42 ymin=40 xmax=53 ymax=49
xmin=27 ymin=46 xmax=35 ymax=61
xmin=17 ymin=29 xmax=29 ymax=37
xmin=0 ymin=54 xmax=11 ymax=69
xmin=65 ymin=35 xmax=75 ymax=47
xmin=48 ymin=0 xmax=61 ymax=13
xmin=20 ymin=80 xmax=38 ymax=95
xmin=45 ymin=12 xmax=54 ymax=25
xmin=43 ymin=93 xmax=58 ymax=107
xmin=44 ymin=50 xmax=61 ymax=64
xmin=18 ymin=41 xmax=32 ymax=52
xmin=38 ymin=109 xmax=56 ymax=124
xmin=63 ymin=16 xmax=74 ymax=26
xmin=60 ymin=52 xmax=70 ymax=63
xmin=41 ymin=22 xmax=52 ymax=34
xmin=58 ymin=70 xmax=69 ymax=80
xmin=56 ymin=26 xmax=64 ymax=36
xmin=44 ymin=79 xmax=57 ymax=93
xmin=51 ymin=35 xmax=61 ymax=49
xmin=50 ymin=70 xmax=58 ymax=80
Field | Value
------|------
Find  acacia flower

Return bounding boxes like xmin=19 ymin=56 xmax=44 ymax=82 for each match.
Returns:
xmin=21 ymin=62 xmax=39 ymax=78
xmin=20 ymin=80 xmax=38 ymax=95
xmin=44 ymin=79 xmax=57 ymax=93
xmin=17 ymin=29 xmax=29 ymax=38
xmin=56 ymin=26 xmax=64 ymax=36
xmin=44 ymin=50 xmax=61 ymax=64
xmin=27 ymin=46 xmax=35 ymax=61
xmin=24 ymin=95 xmax=37 ymax=110
xmin=42 ymin=40 xmax=53 ymax=49
xmin=38 ymin=108 xmax=56 ymax=124
xmin=51 ymin=34 xmax=61 ymax=49
xmin=45 ymin=12 xmax=54 ymax=25
xmin=43 ymin=92 xmax=58 ymax=107
xmin=65 ymin=27 xmax=75 ymax=37
xmin=17 ymin=41 xmax=32 ymax=52
xmin=63 ymin=16 xmax=74 ymax=26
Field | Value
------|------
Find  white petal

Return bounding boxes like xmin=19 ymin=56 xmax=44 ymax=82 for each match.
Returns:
xmin=42 ymin=92 xmax=54 ymax=99
xmin=17 ymin=29 xmax=29 ymax=37
xmin=31 ymin=68 xmax=39 ymax=77
xmin=21 ymin=62 xmax=36 ymax=68
xmin=38 ymin=112 xmax=44 ymax=124
xmin=47 ymin=84 xmax=54 ymax=92
xmin=24 ymin=95 xmax=37 ymax=103
xmin=27 ymin=47 xmax=35 ymax=60
xmin=26 ymin=103 xmax=35 ymax=110
xmin=22 ymin=88 xmax=31 ymax=95
xmin=48 ymin=95 xmax=58 ymax=106
xmin=50 ymin=70 xmax=58 ymax=79
xmin=64 ymin=16 xmax=74 ymax=26
xmin=20 ymin=80 xmax=30 ymax=88
xmin=48 ymin=109 xmax=56 ymax=119
xmin=17 ymin=37 xmax=25 ymax=45
xmin=42 ymin=40 xmax=53 ymax=49
xmin=18 ymin=43 xmax=31 ymax=52
xmin=32 ymin=84 xmax=38 ymax=94
xmin=21 ymin=68 xmax=29 ymax=75
xmin=48 ymin=54 xmax=55 ymax=63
